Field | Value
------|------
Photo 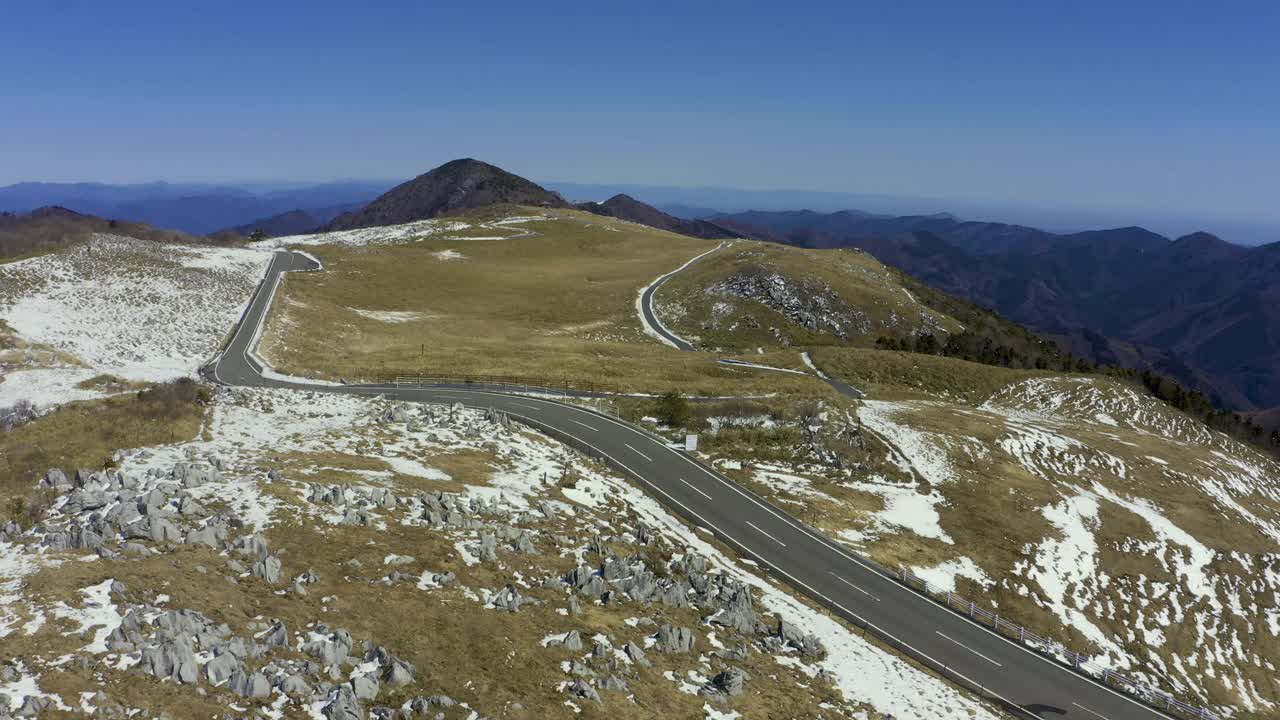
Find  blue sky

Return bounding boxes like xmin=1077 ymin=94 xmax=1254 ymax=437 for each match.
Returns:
xmin=2 ymin=1 xmax=1278 ymax=226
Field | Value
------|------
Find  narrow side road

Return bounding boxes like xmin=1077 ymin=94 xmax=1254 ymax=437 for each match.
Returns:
xmin=636 ymin=242 xmax=726 ymax=350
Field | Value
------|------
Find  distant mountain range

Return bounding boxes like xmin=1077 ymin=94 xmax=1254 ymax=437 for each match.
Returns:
xmin=546 ymin=181 xmax=1280 ymax=247
xmin=714 ymin=210 xmax=1280 ymax=415
xmin=0 ymin=180 xmax=392 ymax=235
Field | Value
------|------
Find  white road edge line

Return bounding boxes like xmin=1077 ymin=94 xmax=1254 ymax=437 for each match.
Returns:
xmin=1072 ymin=703 xmax=1111 ymax=720
xmin=678 ymin=477 xmax=712 ymax=500
xmin=745 ymin=521 xmax=787 ymax=547
xmin=828 ymin=572 xmax=879 ymax=601
xmin=624 ymin=443 xmax=652 ymax=462
xmin=936 ymin=631 xmax=1003 ymax=667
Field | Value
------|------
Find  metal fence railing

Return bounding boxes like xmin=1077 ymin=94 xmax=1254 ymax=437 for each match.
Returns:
xmin=892 ymin=566 xmax=1221 ymax=720
xmin=375 ymin=373 xmax=623 ymax=397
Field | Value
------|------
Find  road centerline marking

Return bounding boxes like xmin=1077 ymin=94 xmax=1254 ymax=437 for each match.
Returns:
xmin=511 ymin=402 xmax=542 ymax=411
xmin=935 ymin=631 xmax=1002 ymax=667
xmin=624 ymin=443 xmax=652 ymax=461
xmin=678 ymin=477 xmax=712 ymax=500
xmin=1071 ymin=703 xmax=1111 ymax=720
xmin=828 ymin=572 xmax=879 ymax=601
xmin=568 ymin=419 xmax=598 ymax=432
xmin=745 ymin=521 xmax=787 ymax=547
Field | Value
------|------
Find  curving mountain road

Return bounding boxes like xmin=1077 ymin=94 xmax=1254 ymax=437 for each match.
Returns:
xmin=209 ymin=249 xmax=1183 ymax=720
xmin=637 ymin=242 xmax=725 ymax=351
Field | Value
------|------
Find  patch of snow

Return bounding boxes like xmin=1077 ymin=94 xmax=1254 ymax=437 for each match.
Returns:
xmin=49 ymin=578 xmax=122 ymax=653
xmin=800 ymin=351 xmax=829 ymax=380
xmin=0 ymin=235 xmax=271 ymax=385
xmin=911 ymin=557 xmax=993 ymax=593
xmin=349 ymin=309 xmax=426 ymax=323
xmin=250 ymin=219 xmax=471 ymax=249
xmin=0 ymin=367 xmax=108 ymax=409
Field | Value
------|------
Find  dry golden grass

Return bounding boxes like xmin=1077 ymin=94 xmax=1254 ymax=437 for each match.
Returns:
xmin=0 ymin=385 xmax=206 ymax=526
xmin=258 ymin=208 xmax=842 ymax=399
xmin=809 ymin=345 xmax=1050 ymax=402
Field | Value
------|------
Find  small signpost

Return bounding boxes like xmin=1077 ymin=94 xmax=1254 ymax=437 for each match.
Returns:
xmin=685 ymin=433 xmax=698 ymax=452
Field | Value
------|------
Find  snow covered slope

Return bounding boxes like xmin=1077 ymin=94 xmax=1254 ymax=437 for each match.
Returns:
xmin=704 ymin=375 xmax=1279 ymax=717
xmin=0 ymin=234 xmax=270 ymax=407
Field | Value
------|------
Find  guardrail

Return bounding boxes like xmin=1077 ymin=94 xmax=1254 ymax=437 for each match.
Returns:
xmin=376 ymin=373 xmax=623 ymax=396
xmin=892 ymin=566 xmax=1221 ymax=720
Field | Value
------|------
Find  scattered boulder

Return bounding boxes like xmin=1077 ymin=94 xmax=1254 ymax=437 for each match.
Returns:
xmin=512 ymin=530 xmax=535 ymax=554
xmin=252 ymin=554 xmax=283 ymax=584
xmin=41 ymin=468 xmax=72 ymax=490
xmin=278 ymin=673 xmax=312 ymax=697
xmin=478 ymin=533 xmax=498 ymax=562
xmin=204 ymin=651 xmax=241 ymax=685
xmin=707 ymin=667 xmax=748 ymax=697
xmin=601 ymin=675 xmax=628 ymax=692
xmin=229 ymin=669 xmax=271 ymax=698
xmin=553 ymin=630 xmax=583 ymax=651
xmin=623 ymin=641 xmax=650 ymax=667
xmin=567 ymin=678 xmax=600 ymax=703
xmin=350 ymin=674 xmax=380 ymax=702
xmin=383 ymin=658 xmax=415 ymax=688
xmin=259 ymin=621 xmax=288 ymax=648
xmin=777 ymin=619 xmax=823 ymax=657
xmin=139 ymin=637 xmax=199 ymax=684
xmin=655 ymin=624 xmax=695 ymax=654
xmin=322 ymin=685 xmax=364 ymax=720
xmin=490 ymin=584 xmax=526 ymax=612
xmin=15 ymin=696 xmax=51 ymax=718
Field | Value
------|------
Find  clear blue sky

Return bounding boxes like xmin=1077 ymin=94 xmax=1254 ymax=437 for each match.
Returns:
xmin=3 ymin=1 xmax=1278 ymax=224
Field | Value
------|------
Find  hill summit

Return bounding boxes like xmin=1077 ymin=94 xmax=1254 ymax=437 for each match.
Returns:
xmin=576 ymin=193 xmax=741 ymax=240
xmin=324 ymin=158 xmax=569 ymax=231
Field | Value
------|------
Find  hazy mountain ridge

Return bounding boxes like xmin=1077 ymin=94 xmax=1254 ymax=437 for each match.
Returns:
xmin=0 ymin=181 xmax=391 ymax=235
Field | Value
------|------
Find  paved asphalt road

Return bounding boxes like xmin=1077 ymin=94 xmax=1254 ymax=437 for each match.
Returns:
xmin=638 ymin=244 xmax=721 ymax=352
xmin=210 ymin=250 xmax=1177 ymax=720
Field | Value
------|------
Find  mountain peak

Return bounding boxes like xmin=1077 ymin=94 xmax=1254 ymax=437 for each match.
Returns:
xmin=575 ymin=193 xmax=740 ymax=240
xmin=324 ymin=159 xmax=569 ymax=231
xmin=1172 ymin=231 xmax=1226 ymax=247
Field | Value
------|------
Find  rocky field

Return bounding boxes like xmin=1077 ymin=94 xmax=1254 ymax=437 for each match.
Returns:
xmin=0 ymin=387 xmax=1009 ymax=719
